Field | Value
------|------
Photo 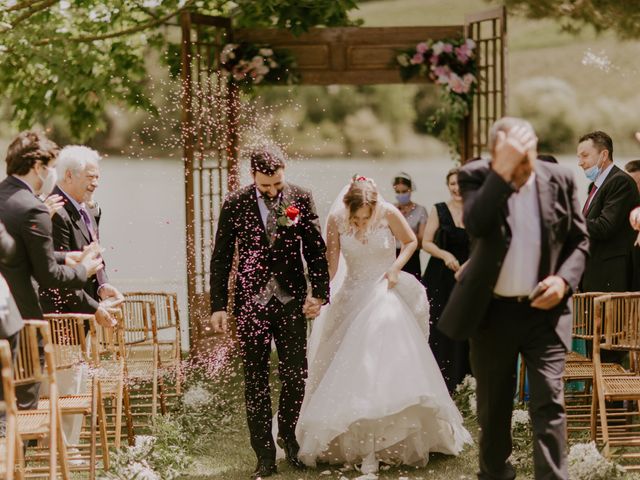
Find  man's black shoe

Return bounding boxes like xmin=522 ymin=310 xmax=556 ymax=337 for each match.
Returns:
xmin=278 ymin=438 xmax=306 ymax=471
xmin=250 ymin=460 xmax=277 ymax=479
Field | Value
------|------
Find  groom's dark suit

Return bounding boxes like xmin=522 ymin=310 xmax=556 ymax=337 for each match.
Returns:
xmin=439 ymin=160 xmax=589 ymax=480
xmin=210 ymin=182 xmax=329 ymax=464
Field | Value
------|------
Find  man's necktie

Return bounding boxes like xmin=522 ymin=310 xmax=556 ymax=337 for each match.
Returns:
xmin=583 ymin=183 xmax=597 ymax=216
xmin=262 ymin=195 xmax=279 ymax=244
xmin=79 ymin=207 xmax=107 ymax=285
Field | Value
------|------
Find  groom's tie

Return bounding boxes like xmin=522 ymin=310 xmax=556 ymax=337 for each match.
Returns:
xmin=262 ymin=195 xmax=279 ymax=244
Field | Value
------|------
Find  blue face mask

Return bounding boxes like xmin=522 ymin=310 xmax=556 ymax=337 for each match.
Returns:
xmin=584 ymin=165 xmax=600 ymax=182
xmin=584 ymin=153 xmax=605 ymax=182
xmin=396 ymin=192 xmax=411 ymax=205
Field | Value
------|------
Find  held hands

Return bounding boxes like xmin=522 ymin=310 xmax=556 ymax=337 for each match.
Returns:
xmin=441 ymin=251 xmax=461 ymax=272
xmin=210 ymin=310 xmax=228 ymax=334
xmin=530 ymin=276 xmax=567 ymax=310
xmin=98 ymin=283 xmax=124 ymax=303
xmin=44 ymin=194 xmax=64 ymax=218
xmin=384 ymin=268 xmax=400 ymax=289
xmin=302 ymin=296 xmax=323 ymax=319
xmin=65 ymin=242 xmax=104 ymax=277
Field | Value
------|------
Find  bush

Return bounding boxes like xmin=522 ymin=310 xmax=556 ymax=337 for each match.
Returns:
xmin=511 ymin=76 xmax=581 ymax=152
xmin=343 ymin=108 xmax=394 ymax=157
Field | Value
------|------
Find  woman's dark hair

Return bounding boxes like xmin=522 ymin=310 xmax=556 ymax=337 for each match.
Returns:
xmin=392 ymin=172 xmax=413 ymax=190
xmin=446 ymin=168 xmax=459 ymax=184
xmin=249 ymin=144 xmax=286 ymax=176
xmin=6 ymin=130 xmax=59 ymax=176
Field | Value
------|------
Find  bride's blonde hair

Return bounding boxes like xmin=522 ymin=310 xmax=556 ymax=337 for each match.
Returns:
xmin=343 ymin=177 xmax=378 ymax=222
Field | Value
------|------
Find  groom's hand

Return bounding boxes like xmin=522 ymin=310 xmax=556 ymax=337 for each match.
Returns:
xmin=302 ymin=296 xmax=322 ymax=319
xmin=210 ymin=311 xmax=228 ymax=334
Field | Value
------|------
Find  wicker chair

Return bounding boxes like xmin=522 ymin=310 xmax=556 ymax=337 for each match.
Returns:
xmin=564 ymin=292 xmax=630 ymax=437
xmin=0 ymin=339 xmax=23 ymax=480
xmin=591 ymin=293 xmax=640 ymax=468
xmin=14 ymin=320 xmax=69 ymax=479
xmin=39 ymin=314 xmax=110 ymax=478
xmin=123 ymin=292 xmax=182 ymax=403
xmin=120 ymin=299 xmax=162 ymax=440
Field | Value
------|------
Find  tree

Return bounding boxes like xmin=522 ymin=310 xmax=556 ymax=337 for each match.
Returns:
xmin=0 ymin=0 xmax=359 ymax=140
xmin=500 ymin=0 xmax=640 ymax=39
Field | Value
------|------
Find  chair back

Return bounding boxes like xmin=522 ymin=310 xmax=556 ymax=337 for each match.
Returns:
xmin=121 ymin=299 xmax=157 ymax=346
xmin=594 ymin=293 xmax=640 ymax=354
xmin=14 ymin=320 xmax=56 ymax=387
xmin=572 ymin=292 xmax=607 ymax=340
xmin=44 ymin=314 xmax=92 ymax=371
xmin=124 ymin=292 xmax=179 ymax=331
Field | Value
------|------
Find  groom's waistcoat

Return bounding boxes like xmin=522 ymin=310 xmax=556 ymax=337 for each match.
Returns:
xmin=209 ymin=183 xmax=330 ymax=314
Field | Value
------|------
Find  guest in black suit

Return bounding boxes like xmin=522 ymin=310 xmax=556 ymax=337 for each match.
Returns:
xmin=209 ymin=146 xmax=330 ymax=479
xmin=439 ymin=117 xmax=589 ymax=480
xmin=577 ymin=131 xmax=639 ymax=292
xmin=40 ymin=145 xmax=120 ymax=324
xmin=0 ymin=131 xmax=102 ymax=409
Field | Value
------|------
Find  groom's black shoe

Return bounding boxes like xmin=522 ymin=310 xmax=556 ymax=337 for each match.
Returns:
xmin=250 ymin=460 xmax=277 ymax=479
xmin=277 ymin=437 xmax=306 ymax=471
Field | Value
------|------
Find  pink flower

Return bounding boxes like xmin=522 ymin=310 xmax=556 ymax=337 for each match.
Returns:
xmin=465 ymin=38 xmax=476 ymax=50
xmin=416 ymin=42 xmax=429 ymax=54
xmin=455 ymin=44 xmax=471 ymax=63
xmin=430 ymin=54 xmax=439 ymax=65
xmin=410 ymin=52 xmax=424 ymax=65
xmin=432 ymin=65 xmax=451 ymax=84
xmin=448 ymin=73 xmax=470 ymax=94
xmin=442 ymin=43 xmax=453 ymax=53
xmin=463 ymin=73 xmax=476 ymax=87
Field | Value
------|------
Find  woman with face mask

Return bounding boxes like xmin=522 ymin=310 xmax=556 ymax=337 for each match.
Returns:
xmin=420 ymin=168 xmax=471 ymax=393
xmin=392 ymin=172 xmax=428 ymax=279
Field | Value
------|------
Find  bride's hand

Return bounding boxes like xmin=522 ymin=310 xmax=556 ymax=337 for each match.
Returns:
xmin=384 ymin=268 xmax=400 ymax=289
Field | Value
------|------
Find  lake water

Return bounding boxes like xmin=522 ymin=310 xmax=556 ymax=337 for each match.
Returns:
xmin=0 ymin=154 xmax=602 ymax=349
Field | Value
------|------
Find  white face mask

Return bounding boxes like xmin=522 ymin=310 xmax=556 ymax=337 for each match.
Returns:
xmin=37 ymin=165 xmax=57 ymax=198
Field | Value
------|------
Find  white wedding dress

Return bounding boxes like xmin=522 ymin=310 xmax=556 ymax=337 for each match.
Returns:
xmin=296 ymin=206 xmax=472 ymax=468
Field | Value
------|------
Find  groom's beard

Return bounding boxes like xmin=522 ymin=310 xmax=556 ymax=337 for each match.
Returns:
xmin=257 ymin=186 xmax=284 ymax=199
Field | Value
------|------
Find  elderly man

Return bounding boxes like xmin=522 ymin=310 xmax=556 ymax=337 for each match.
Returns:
xmin=439 ymin=117 xmax=589 ymax=480
xmin=40 ymin=145 xmax=121 ymax=320
xmin=39 ymin=145 xmax=121 ymax=454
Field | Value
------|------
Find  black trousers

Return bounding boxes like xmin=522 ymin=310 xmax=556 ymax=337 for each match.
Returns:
xmin=236 ymin=297 xmax=307 ymax=463
xmin=470 ymin=300 xmax=567 ymax=480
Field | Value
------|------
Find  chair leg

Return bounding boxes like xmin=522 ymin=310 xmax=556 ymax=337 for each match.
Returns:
xmin=597 ymin=385 xmax=611 ymax=457
xmin=56 ymin=404 xmax=71 ymax=480
xmin=518 ymin=355 xmax=526 ymax=404
xmin=114 ymin=373 xmax=124 ymax=449
xmin=90 ymin=377 xmax=98 ymax=479
xmin=590 ymin=380 xmax=598 ymax=441
xmin=123 ymin=383 xmax=135 ymax=446
xmin=98 ymin=383 xmax=110 ymax=472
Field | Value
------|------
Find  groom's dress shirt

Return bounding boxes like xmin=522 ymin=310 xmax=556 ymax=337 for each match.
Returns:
xmin=254 ymin=188 xmax=294 ymax=306
xmin=493 ymin=173 xmax=541 ymax=297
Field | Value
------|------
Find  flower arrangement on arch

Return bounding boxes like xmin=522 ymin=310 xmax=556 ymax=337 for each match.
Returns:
xmin=396 ymin=38 xmax=478 ymax=160
xmin=220 ymin=42 xmax=299 ymax=92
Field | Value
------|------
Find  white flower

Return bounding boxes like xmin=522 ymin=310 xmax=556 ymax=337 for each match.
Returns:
xmin=143 ymin=0 xmax=162 ymax=7
xmin=511 ymin=409 xmax=530 ymax=427
xmin=183 ymin=384 xmax=213 ymax=409
xmin=258 ymin=48 xmax=273 ymax=57
xmin=59 ymin=0 xmax=70 ymax=9
xmin=88 ymin=5 xmax=112 ymax=22
xmin=396 ymin=53 xmax=410 ymax=67
xmin=568 ymin=442 xmax=625 ymax=479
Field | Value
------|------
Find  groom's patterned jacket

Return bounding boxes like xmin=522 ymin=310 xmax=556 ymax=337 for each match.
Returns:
xmin=209 ymin=182 xmax=330 ymax=314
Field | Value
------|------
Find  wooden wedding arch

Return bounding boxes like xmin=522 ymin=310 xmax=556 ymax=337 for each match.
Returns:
xmin=179 ymin=7 xmax=508 ymax=348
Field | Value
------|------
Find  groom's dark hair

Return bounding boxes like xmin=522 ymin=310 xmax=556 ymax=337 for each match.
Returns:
xmin=250 ymin=144 xmax=286 ymax=176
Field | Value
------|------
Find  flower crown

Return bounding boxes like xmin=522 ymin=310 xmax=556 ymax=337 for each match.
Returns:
xmin=351 ymin=174 xmax=371 ymax=184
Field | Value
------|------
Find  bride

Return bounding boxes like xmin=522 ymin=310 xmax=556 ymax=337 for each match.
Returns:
xmin=296 ymin=176 xmax=472 ymax=473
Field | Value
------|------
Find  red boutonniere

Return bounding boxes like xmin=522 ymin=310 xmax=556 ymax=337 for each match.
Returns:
xmin=277 ymin=203 xmax=300 ymax=227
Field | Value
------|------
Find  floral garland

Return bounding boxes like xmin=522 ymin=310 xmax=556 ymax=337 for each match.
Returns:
xmin=396 ymin=38 xmax=478 ymax=160
xmin=220 ymin=42 xmax=299 ymax=92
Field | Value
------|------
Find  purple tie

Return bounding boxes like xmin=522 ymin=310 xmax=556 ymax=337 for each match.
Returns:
xmin=79 ymin=207 xmax=107 ymax=285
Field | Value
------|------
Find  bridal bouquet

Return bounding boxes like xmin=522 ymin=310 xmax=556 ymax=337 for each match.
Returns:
xmin=220 ymin=42 xmax=299 ymax=92
xmin=396 ymin=38 xmax=478 ymax=160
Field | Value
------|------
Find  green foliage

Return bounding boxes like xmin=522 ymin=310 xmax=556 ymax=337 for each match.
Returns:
xmin=499 ymin=0 xmax=640 ymax=39
xmin=0 ymin=0 xmax=360 ymax=141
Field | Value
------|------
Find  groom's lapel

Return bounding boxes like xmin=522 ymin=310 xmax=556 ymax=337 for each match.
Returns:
xmin=272 ymin=184 xmax=293 ymax=247
xmin=248 ymin=188 xmax=270 ymax=247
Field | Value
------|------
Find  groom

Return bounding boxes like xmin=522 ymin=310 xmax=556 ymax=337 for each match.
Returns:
xmin=209 ymin=145 xmax=330 ymax=478
xmin=439 ymin=117 xmax=588 ymax=480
